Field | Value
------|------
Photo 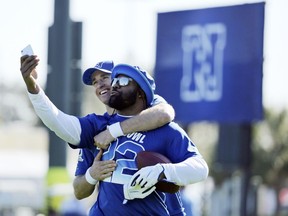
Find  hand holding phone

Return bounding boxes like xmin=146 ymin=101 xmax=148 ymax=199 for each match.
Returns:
xmin=21 ymin=44 xmax=34 ymax=56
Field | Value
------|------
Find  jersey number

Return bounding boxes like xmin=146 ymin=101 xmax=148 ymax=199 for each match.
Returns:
xmin=102 ymin=140 xmax=145 ymax=184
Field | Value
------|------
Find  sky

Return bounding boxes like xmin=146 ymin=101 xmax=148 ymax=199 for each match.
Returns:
xmin=0 ymin=0 xmax=287 ymax=110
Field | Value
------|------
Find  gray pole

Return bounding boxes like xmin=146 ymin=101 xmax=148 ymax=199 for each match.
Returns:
xmin=216 ymin=124 xmax=252 ymax=216
xmin=46 ymin=0 xmax=71 ymax=167
xmin=45 ymin=0 xmax=83 ymax=213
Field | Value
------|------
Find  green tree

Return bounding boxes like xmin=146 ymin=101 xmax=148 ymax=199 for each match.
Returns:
xmin=252 ymin=109 xmax=288 ymax=215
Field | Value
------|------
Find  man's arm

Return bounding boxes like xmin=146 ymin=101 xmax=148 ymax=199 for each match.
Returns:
xmin=161 ymin=157 xmax=209 ymax=185
xmin=123 ymin=156 xmax=209 ymax=201
xmin=20 ymin=55 xmax=82 ymax=145
xmin=121 ymin=102 xmax=175 ymax=134
xmin=73 ymin=149 xmax=116 ymax=200
xmin=94 ymin=103 xmax=175 ymax=149
xmin=73 ymin=175 xmax=96 ymax=199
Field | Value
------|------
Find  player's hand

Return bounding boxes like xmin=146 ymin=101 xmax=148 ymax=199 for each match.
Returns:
xmin=94 ymin=129 xmax=115 ymax=149
xmin=123 ymin=182 xmax=156 ymax=201
xmin=20 ymin=55 xmax=40 ymax=94
xmin=128 ymin=164 xmax=165 ymax=190
xmin=89 ymin=149 xmax=117 ymax=181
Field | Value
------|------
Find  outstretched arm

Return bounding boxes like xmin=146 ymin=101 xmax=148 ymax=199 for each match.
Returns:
xmin=94 ymin=103 xmax=175 ymax=149
xmin=20 ymin=55 xmax=81 ymax=145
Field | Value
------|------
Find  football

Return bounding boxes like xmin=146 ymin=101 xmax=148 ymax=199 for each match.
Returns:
xmin=136 ymin=151 xmax=180 ymax=193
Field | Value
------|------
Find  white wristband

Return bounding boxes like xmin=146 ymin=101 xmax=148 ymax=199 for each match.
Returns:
xmin=85 ymin=168 xmax=98 ymax=185
xmin=108 ymin=122 xmax=124 ymax=138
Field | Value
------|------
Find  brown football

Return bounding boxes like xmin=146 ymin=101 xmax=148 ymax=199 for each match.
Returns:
xmin=136 ymin=151 xmax=180 ymax=193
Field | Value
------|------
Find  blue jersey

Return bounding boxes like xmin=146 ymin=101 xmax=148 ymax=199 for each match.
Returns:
xmin=74 ymin=113 xmax=200 ymax=216
xmin=75 ymin=148 xmax=185 ymax=216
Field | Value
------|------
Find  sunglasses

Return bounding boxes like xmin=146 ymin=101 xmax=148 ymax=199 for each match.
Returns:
xmin=111 ymin=77 xmax=133 ymax=87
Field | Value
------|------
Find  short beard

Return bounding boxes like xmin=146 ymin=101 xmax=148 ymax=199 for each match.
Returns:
xmin=109 ymin=89 xmax=138 ymax=110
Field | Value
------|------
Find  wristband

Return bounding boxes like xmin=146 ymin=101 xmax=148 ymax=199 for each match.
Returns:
xmin=85 ymin=168 xmax=98 ymax=185
xmin=108 ymin=122 xmax=124 ymax=138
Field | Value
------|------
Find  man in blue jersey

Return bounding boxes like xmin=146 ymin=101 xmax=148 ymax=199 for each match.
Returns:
xmin=73 ymin=62 xmax=188 ymax=215
xmin=70 ymin=64 xmax=209 ymax=215
xmin=72 ymin=61 xmax=175 ymax=199
xmin=20 ymin=55 xmax=208 ymax=215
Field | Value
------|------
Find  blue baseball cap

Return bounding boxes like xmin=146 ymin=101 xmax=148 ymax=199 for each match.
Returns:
xmin=111 ymin=64 xmax=155 ymax=106
xmin=82 ymin=61 xmax=114 ymax=85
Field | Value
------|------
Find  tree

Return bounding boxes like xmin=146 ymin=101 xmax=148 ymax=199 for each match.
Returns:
xmin=252 ymin=109 xmax=288 ymax=214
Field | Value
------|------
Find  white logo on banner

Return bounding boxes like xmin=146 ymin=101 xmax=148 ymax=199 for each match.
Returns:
xmin=181 ymin=23 xmax=226 ymax=102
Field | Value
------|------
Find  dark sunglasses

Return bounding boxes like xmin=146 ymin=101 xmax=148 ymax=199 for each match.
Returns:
xmin=111 ymin=77 xmax=133 ymax=87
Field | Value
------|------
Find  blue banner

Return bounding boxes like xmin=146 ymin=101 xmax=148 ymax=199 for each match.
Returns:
xmin=154 ymin=3 xmax=265 ymax=124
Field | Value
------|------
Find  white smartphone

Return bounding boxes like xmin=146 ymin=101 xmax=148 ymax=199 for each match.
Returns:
xmin=21 ymin=44 xmax=34 ymax=56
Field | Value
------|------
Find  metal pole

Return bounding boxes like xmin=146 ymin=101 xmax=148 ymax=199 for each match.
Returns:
xmin=46 ymin=0 xmax=71 ymax=167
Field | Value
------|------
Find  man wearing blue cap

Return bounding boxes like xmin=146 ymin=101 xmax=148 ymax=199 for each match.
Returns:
xmin=20 ymin=55 xmax=209 ymax=215
xmin=73 ymin=61 xmax=177 ymax=204
xmin=74 ymin=61 xmax=192 ymax=216
xmin=71 ymin=64 xmax=208 ymax=215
